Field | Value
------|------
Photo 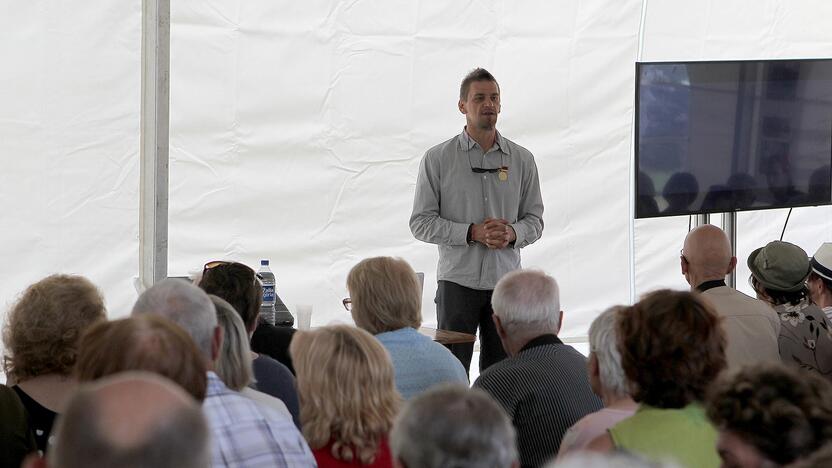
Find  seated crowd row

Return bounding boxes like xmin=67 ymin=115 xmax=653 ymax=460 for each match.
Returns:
xmin=2 ymin=224 xmax=832 ymax=468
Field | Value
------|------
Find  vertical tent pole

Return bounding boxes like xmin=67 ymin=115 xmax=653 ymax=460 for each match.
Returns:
xmin=139 ymin=0 xmax=170 ymax=290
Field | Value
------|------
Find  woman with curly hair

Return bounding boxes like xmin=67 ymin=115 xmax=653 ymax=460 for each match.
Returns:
xmin=706 ymin=363 xmax=832 ymax=467
xmin=290 ymin=325 xmax=401 ymax=467
xmin=589 ymin=289 xmax=726 ymax=468
xmin=748 ymin=241 xmax=832 ymax=379
xmin=2 ymin=274 xmax=107 ymax=453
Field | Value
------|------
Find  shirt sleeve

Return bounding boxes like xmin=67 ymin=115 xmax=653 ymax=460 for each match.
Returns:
xmin=510 ymin=156 xmax=544 ymax=248
xmin=409 ymin=151 xmax=471 ymax=246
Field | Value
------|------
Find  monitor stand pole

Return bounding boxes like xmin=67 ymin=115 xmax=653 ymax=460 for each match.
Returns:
xmin=693 ymin=214 xmax=710 ymax=227
xmin=722 ymin=212 xmax=737 ymax=288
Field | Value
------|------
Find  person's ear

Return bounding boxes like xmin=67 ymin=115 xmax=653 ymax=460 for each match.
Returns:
xmin=492 ymin=314 xmax=508 ymax=342
xmin=557 ymin=310 xmax=564 ymax=333
xmin=727 ymin=256 xmax=737 ymax=275
xmin=211 ymin=325 xmax=223 ymax=362
xmin=589 ymin=352 xmax=600 ymax=378
xmin=680 ymin=255 xmax=689 ymax=276
xmin=458 ymin=99 xmax=466 ymax=115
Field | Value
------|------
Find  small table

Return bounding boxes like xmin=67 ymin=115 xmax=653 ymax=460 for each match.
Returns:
xmin=419 ymin=327 xmax=476 ymax=345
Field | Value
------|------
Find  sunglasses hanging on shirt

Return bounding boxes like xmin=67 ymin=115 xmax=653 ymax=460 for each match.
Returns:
xmin=468 ymin=152 xmax=509 ymax=181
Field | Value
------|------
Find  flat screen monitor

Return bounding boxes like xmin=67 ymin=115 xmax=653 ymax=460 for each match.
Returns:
xmin=635 ymin=58 xmax=832 ymax=218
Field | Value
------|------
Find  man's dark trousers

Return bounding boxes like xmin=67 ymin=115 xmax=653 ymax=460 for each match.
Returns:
xmin=436 ymin=280 xmax=508 ymax=373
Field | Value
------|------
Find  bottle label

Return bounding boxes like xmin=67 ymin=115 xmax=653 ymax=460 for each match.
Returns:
xmin=263 ymin=285 xmax=276 ymax=303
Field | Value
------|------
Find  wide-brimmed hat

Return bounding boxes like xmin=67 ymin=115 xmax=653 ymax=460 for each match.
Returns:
xmin=747 ymin=241 xmax=811 ymax=292
xmin=811 ymin=242 xmax=832 ymax=281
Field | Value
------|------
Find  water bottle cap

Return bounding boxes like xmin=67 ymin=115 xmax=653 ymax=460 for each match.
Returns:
xmin=260 ymin=259 xmax=269 ymax=266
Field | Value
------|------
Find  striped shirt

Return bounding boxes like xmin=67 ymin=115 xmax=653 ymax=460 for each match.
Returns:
xmin=473 ymin=335 xmax=603 ymax=468
xmin=203 ymin=372 xmax=316 ymax=467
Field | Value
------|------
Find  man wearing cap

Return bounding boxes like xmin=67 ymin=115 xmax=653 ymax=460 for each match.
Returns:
xmin=681 ymin=225 xmax=780 ymax=369
xmin=809 ymin=243 xmax=832 ymax=321
xmin=748 ymin=240 xmax=832 ymax=380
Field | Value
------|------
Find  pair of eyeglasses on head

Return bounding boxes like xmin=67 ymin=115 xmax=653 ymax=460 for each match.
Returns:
xmin=203 ymin=260 xmax=263 ymax=285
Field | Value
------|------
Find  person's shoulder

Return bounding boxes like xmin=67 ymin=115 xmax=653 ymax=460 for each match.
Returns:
xmin=500 ymin=135 xmax=535 ymax=160
xmin=424 ymin=135 xmax=460 ymax=159
xmin=254 ymin=353 xmax=293 ymax=375
xmin=473 ymin=356 xmax=521 ymax=387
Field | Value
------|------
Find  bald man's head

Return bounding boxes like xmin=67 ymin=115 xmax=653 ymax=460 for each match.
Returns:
xmin=682 ymin=225 xmax=736 ymax=287
xmin=49 ymin=372 xmax=209 ymax=468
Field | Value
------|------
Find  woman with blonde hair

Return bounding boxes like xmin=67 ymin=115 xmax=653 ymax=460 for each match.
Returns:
xmin=290 ymin=325 xmax=400 ymax=467
xmin=2 ymin=274 xmax=107 ymax=453
xmin=347 ymin=256 xmax=467 ymax=399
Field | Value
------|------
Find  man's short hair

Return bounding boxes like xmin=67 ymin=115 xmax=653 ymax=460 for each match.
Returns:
xmin=198 ymin=262 xmax=263 ymax=332
xmin=347 ymin=256 xmax=422 ymax=334
xmin=491 ymin=269 xmax=560 ymax=335
xmin=3 ymin=274 xmax=106 ymax=381
xmin=131 ymin=279 xmax=217 ymax=359
xmin=75 ymin=315 xmax=208 ymax=401
xmin=391 ymin=384 xmax=517 ymax=468
xmin=706 ymin=363 xmax=832 ymax=466
xmin=50 ymin=373 xmax=210 ymax=468
xmin=459 ymin=67 xmax=499 ymax=101
xmin=588 ymin=306 xmax=628 ymax=397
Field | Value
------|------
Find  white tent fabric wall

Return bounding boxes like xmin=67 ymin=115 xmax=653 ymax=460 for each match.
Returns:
xmin=167 ymin=0 xmax=641 ymax=339
xmin=0 ymin=2 xmax=141 ymax=326
xmin=3 ymin=0 xmax=832 ymax=350
xmin=634 ymin=0 xmax=832 ymax=301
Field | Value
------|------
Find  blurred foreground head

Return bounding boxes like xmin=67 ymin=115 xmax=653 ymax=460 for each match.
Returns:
xmin=28 ymin=372 xmax=209 ymax=468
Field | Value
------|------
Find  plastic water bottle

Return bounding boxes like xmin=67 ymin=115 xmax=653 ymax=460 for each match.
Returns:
xmin=258 ymin=260 xmax=276 ymax=325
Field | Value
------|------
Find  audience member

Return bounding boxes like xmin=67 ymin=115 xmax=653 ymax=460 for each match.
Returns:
xmin=681 ymin=225 xmax=780 ymax=368
xmin=0 ymin=384 xmax=36 ymax=467
xmin=748 ymin=241 xmax=832 ymax=379
xmin=2 ymin=274 xmax=106 ymax=453
xmin=74 ymin=314 xmax=207 ymax=401
xmin=291 ymin=325 xmax=400 ymax=467
xmin=589 ymin=290 xmax=725 ymax=468
xmin=347 ymin=257 xmax=468 ymax=398
xmin=557 ymin=306 xmax=636 ymax=457
xmin=199 ymin=259 xmax=296 ymax=372
xmin=132 ymin=278 xmax=314 ymax=467
xmin=198 ymin=261 xmax=300 ymax=413
xmin=808 ymin=242 xmax=832 ymax=320
xmin=706 ymin=363 xmax=832 ymax=467
xmin=390 ymin=384 xmax=518 ymax=468
xmin=25 ymin=372 xmax=209 ymax=468
xmin=211 ymin=295 xmax=293 ymax=420
xmin=473 ymin=270 xmax=602 ymax=468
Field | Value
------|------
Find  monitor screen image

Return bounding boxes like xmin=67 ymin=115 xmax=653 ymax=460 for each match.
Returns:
xmin=635 ymin=59 xmax=832 ymax=218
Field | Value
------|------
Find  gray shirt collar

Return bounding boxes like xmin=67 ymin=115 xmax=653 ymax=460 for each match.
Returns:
xmin=459 ymin=127 xmax=511 ymax=156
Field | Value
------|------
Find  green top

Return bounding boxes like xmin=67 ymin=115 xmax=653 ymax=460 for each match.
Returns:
xmin=609 ymin=403 xmax=719 ymax=468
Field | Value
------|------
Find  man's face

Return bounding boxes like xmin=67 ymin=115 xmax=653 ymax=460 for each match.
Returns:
xmin=459 ymin=80 xmax=500 ymax=131
xmin=808 ymin=274 xmax=824 ymax=305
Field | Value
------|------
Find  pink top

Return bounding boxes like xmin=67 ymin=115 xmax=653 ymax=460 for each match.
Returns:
xmin=556 ymin=407 xmax=636 ymax=457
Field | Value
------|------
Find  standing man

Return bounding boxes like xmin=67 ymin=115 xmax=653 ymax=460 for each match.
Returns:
xmin=410 ymin=68 xmax=544 ymax=373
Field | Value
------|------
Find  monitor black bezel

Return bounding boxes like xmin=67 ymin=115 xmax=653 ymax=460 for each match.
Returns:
xmin=634 ymin=57 xmax=832 ymax=219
